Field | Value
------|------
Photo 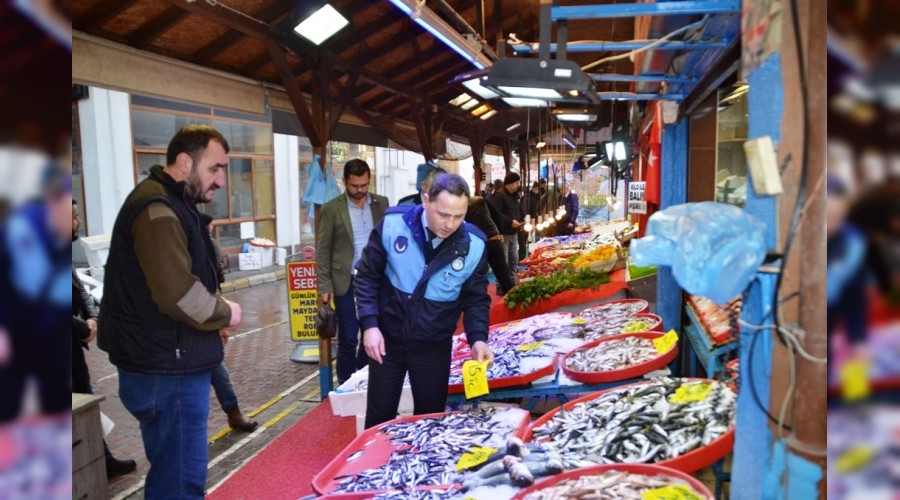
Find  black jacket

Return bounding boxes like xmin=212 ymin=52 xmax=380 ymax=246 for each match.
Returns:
xmin=98 ymin=166 xmax=224 ymax=375
xmin=490 ymin=189 xmax=523 ymax=235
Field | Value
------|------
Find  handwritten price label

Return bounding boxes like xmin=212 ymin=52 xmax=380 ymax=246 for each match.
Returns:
xmin=572 ymin=317 xmax=588 ymax=325
xmin=641 ymin=485 xmax=703 ymax=500
xmin=462 ymin=360 xmax=490 ymax=399
xmin=455 ymin=446 xmax=497 ymax=471
xmin=516 ymin=341 xmax=545 ymax=352
xmin=835 ymin=446 xmax=876 ymax=473
xmin=670 ymin=382 xmax=713 ymax=403
xmin=841 ymin=358 xmax=871 ymax=402
xmin=653 ymin=330 xmax=678 ymax=354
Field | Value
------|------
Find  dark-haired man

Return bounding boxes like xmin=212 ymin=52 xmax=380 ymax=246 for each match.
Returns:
xmin=356 ymin=173 xmax=493 ymax=428
xmin=491 ymin=172 xmax=524 ymax=286
xmin=98 ymin=125 xmax=243 ymax=498
xmin=317 ymin=158 xmax=390 ymax=383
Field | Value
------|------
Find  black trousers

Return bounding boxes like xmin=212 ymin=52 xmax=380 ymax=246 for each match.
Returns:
xmin=0 ymin=331 xmax=70 ymax=422
xmin=486 ymin=239 xmax=514 ymax=294
xmin=364 ymin=339 xmax=452 ymax=429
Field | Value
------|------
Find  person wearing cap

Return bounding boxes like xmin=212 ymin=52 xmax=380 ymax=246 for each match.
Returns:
xmin=558 ymin=184 xmax=580 ymax=236
xmin=200 ymin=213 xmax=258 ymax=432
xmin=490 ymin=172 xmax=524 ymax=286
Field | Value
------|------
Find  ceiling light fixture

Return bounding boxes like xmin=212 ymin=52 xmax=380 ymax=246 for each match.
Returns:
xmin=481 ymin=58 xmax=599 ymax=104
xmin=293 ymin=4 xmax=349 ymax=46
xmin=501 ymin=97 xmax=548 ymax=108
xmin=388 ymin=0 xmax=492 ymax=69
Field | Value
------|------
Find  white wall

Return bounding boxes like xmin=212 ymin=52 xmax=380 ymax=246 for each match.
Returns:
xmin=375 ymin=148 xmax=424 ymax=205
xmin=274 ymin=133 xmax=300 ymax=249
xmin=79 ymin=87 xmax=135 ymax=235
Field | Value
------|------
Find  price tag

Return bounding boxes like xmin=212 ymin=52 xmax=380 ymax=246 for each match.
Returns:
xmin=653 ymin=330 xmax=678 ymax=354
xmin=623 ymin=320 xmax=650 ymax=333
xmin=572 ymin=317 xmax=587 ymax=325
xmin=841 ymin=358 xmax=871 ymax=402
xmin=835 ymin=445 xmax=876 ymax=473
xmin=516 ymin=341 xmax=545 ymax=352
xmin=455 ymin=445 xmax=497 ymax=471
xmin=670 ymin=382 xmax=713 ymax=403
xmin=462 ymin=360 xmax=490 ymax=399
xmin=641 ymin=484 xmax=703 ymax=500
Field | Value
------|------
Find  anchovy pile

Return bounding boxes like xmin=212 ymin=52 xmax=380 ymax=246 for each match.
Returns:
xmin=448 ymin=348 xmax=521 ymax=385
xmin=532 ymin=324 xmax=586 ymax=341
xmin=455 ymin=313 xmax=575 ymax=354
xmin=460 ymin=437 xmax=564 ymax=492
xmin=332 ymin=408 xmax=523 ymax=493
xmin=577 ymin=302 xmax=660 ymax=341
xmin=564 ymin=336 xmax=659 ymax=372
xmin=371 ymin=488 xmax=457 ymax=499
xmin=579 ymin=300 xmax=648 ymax=320
xmin=522 ymin=470 xmax=709 ymax=499
xmin=531 ymin=378 xmax=736 ymax=469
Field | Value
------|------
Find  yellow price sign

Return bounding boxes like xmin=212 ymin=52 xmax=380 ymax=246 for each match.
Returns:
xmin=653 ymin=330 xmax=678 ymax=354
xmin=670 ymin=382 xmax=713 ymax=404
xmin=641 ymin=485 xmax=703 ymax=500
xmin=572 ymin=317 xmax=588 ymax=325
xmin=835 ymin=446 xmax=876 ymax=473
xmin=516 ymin=341 xmax=545 ymax=352
xmin=462 ymin=360 xmax=491 ymax=399
xmin=455 ymin=446 xmax=498 ymax=472
xmin=841 ymin=358 xmax=871 ymax=402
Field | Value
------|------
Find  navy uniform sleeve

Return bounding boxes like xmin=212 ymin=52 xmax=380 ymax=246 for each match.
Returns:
xmin=459 ymin=238 xmax=491 ymax=345
xmin=354 ymin=219 xmax=388 ymax=331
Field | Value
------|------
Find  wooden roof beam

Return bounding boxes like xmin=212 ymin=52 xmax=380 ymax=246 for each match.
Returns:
xmin=75 ymin=0 xmax=138 ymax=32
xmin=192 ymin=2 xmax=296 ymax=64
xmin=128 ymin=6 xmax=189 ymax=49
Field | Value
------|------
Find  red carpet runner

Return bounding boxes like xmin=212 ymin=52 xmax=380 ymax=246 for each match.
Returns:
xmin=208 ymin=399 xmax=355 ymax=500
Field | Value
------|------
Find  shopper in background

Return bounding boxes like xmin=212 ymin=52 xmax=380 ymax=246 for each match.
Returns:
xmin=356 ymin=174 xmax=493 ymax=428
xmin=316 ymin=159 xmax=390 ymax=384
xmin=827 ymin=175 xmax=870 ymax=383
xmin=98 ymin=125 xmax=243 ymax=499
xmin=72 ymin=200 xmax=138 ymax=478
xmin=485 ymin=179 xmax=503 ymax=205
xmin=200 ymin=213 xmax=258 ymax=432
xmin=465 ymin=196 xmax=514 ymax=296
xmin=0 ymin=163 xmax=71 ymax=423
xmin=398 ymin=165 xmax=444 ymax=206
xmin=490 ymin=172 xmax=523 ymax=286
xmin=481 ymin=182 xmax=494 ymax=199
xmin=558 ymin=184 xmax=580 ymax=236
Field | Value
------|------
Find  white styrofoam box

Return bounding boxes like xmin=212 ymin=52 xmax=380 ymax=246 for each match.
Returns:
xmin=355 ymin=414 xmax=365 ymax=436
xmin=275 ymin=247 xmax=287 ymax=266
xmin=329 ymin=366 xmax=413 ymax=416
xmin=238 ymin=252 xmax=262 ymax=271
xmin=79 ymin=234 xmax=112 ymax=268
xmin=249 ymin=244 xmax=274 ymax=267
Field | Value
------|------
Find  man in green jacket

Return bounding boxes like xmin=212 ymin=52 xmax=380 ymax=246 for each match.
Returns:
xmin=316 ymin=159 xmax=389 ymax=384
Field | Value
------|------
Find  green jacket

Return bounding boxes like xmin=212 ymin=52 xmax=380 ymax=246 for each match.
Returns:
xmin=316 ymin=192 xmax=389 ymax=297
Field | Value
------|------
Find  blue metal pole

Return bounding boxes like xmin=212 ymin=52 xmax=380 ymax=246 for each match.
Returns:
xmin=552 ymin=1 xmax=740 ymax=21
xmin=592 ymin=74 xmax=695 ymax=84
xmin=656 ymin=119 xmax=688 ymax=333
xmin=511 ymin=40 xmax=729 ymax=54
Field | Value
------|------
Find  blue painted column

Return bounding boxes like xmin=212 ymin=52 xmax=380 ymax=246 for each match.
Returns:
xmin=656 ymin=119 xmax=688 ymax=332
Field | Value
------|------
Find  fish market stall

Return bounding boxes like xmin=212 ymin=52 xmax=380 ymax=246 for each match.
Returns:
xmin=513 ymin=463 xmax=714 ymax=499
xmin=561 ymin=332 xmax=679 ymax=384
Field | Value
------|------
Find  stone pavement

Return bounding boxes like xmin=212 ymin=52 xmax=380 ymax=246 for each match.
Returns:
xmin=84 ymin=278 xmax=334 ymax=499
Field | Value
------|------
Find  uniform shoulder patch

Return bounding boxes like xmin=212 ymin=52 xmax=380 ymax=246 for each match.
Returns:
xmin=464 ymin=222 xmax=487 ymax=241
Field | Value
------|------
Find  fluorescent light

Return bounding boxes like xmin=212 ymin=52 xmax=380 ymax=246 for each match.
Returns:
xmin=506 ymin=123 xmax=521 ymax=132
xmin=563 ymin=137 xmax=576 ymax=149
xmin=449 ymin=93 xmax=472 ymax=106
xmin=535 ymin=141 xmax=547 ymax=149
xmin=293 ymin=4 xmax=349 ymax=45
xmin=615 ymin=141 xmax=626 ymax=160
xmin=388 ymin=0 xmax=413 ymax=14
xmin=497 ymin=86 xmax=561 ymax=99
xmin=605 ymin=142 xmax=614 ymax=160
xmin=585 ymin=152 xmax=597 ymax=158
xmin=389 ymin=0 xmax=492 ymax=69
xmin=462 ymin=77 xmax=499 ymax=100
xmin=413 ymin=18 xmax=486 ymax=69
xmin=460 ymin=99 xmax=480 ymax=110
xmin=502 ymin=97 xmax=548 ymax=107
xmin=555 ymin=113 xmax=597 ymax=122
xmin=480 ymin=110 xmax=498 ymax=120
xmin=471 ymin=104 xmax=491 ymax=116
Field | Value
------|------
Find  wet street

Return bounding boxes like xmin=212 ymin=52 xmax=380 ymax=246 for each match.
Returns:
xmin=85 ymin=278 xmax=328 ymax=498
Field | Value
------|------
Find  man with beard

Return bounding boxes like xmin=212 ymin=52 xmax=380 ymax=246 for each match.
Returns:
xmin=317 ymin=159 xmax=389 ymax=384
xmin=72 ymin=199 xmax=138 ymax=477
xmin=98 ymin=125 xmax=243 ymax=498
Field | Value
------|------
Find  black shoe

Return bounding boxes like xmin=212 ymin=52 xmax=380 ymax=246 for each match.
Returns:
xmin=106 ymin=457 xmax=137 ymax=478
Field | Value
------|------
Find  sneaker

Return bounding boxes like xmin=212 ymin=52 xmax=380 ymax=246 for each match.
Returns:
xmin=106 ymin=456 xmax=137 ymax=478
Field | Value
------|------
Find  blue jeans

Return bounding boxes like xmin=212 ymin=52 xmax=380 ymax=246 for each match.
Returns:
xmin=335 ymin=279 xmax=368 ymax=384
xmin=211 ymin=363 xmax=238 ymax=412
xmin=119 ymin=369 xmax=211 ymax=499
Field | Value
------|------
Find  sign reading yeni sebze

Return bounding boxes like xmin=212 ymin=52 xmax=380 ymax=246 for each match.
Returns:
xmin=288 ymin=247 xmax=318 ymax=341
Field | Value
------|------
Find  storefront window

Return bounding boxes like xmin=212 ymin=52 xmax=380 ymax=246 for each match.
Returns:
xmin=254 ymin=159 xmax=275 ymax=216
xmin=133 ymin=109 xmax=210 ymax=148
xmin=136 ymin=153 xmax=166 ymax=184
xmin=715 ymin=83 xmax=749 ymax=207
xmin=72 ymin=101 xmax=87 ymax=236
xmin=229 ymin=157 xmax=254 ymax=218
xmin=214 ymin=120 xmax=273 ymax=154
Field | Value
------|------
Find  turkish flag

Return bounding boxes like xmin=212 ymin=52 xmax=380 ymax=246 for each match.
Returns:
xmin=644 ymin=104 xmax=662 ymax=205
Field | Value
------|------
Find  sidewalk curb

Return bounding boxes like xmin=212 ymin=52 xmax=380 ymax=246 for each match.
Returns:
xmin=222 ymin=268 xmax=286 ymax=293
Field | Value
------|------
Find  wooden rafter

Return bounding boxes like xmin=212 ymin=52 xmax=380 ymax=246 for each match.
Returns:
xmin=265 ymin=39 xmax=322 ymax=146
xmin=75 ymin=0 xmax=138 ymax=32
xmin=127 ymin=6 xmax=188 ymax=48
xmin=192 ymin=2 xmax=294 ymax=63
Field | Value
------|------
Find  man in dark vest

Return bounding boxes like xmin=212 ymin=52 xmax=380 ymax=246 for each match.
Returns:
xmin=98 ymin=125 xmax=243 ymax=499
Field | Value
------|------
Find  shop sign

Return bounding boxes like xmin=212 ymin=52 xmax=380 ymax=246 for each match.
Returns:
xmin=287 ymin=260 xmax=318 ymax=341
xmin=628 ymin=181 xmax=647 ymax=215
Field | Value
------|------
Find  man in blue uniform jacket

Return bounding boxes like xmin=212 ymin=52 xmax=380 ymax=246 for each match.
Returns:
xmin=355 ymin=173 xmax=494 ymax=428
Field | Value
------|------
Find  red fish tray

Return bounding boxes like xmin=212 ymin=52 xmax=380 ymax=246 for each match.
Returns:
xmin=447 ymin=353 xmax=558 ymax=394
xmin=561 ymin=332 xmax=679 ymax=384
xmin=578 ymin=298 xmax=650 ymax=316
xmin=312 ymin=408 xmax=531 ymax=495
xmin=452 ymin=313 xmax=575 ymax=354
xmin=522 ymin=378 xmax=735 ymax=473
xmin=632 ymin=313 xmax=663 ymax=332
xmin=512 ymin=463 xmax=714 ymax=499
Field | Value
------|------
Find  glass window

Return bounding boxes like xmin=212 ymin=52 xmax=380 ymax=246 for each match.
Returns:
xmin=204 ymin=185 xmax=229 ymax=221
xmin=254 ymin=158 xmax=275 ymax=216
xmin=331 ymin=141 xmax=349 ymax=163
xmin=299 ymin=136 xmax=313 ymax=159
xmin=229 ymin=157 xmax=254 ymax=218
xmin=136 ymin=153 xmax=166 ymax=184
xmin=133 ymin=109 xmax=209 ymax=148
xmin=218 ymin=220 xmax=276 ymax=249
xmin=715 ymin=83 xmax=749 ymax=207
xmin=214 ymin=120 xmax=273 ymax=154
